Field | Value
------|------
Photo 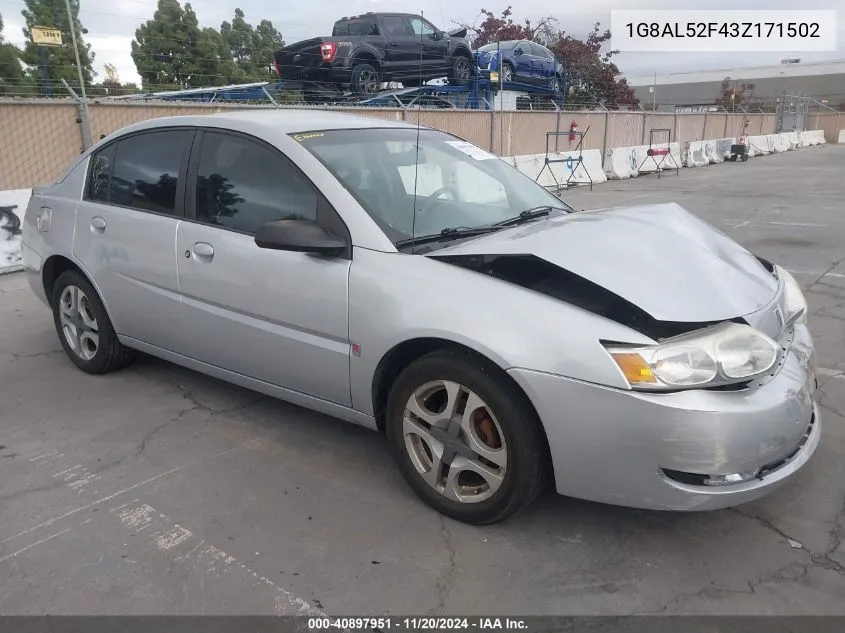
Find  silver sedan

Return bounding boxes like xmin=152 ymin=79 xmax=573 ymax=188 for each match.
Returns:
xmin=21 ymin=110 xmax=820 ymax=524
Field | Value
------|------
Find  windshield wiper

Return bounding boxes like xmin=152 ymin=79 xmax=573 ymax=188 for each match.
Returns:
xmin=395 ymin=225 xmax=498 ymax=250
xmin=492 ymin=206 xmax=563 ymax=227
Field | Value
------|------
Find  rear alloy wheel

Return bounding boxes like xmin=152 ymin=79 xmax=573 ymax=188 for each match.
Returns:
xmin=448 ymin=56 xmax=472 ymax=85
xmin=51 ymin=270 xmax=134 ymax=374
xmin=351 ymin=62 xmax=380 ymax=96
xmin=549 ymin=75 xmax=561 ymax=93
xmin=500 ymin=62 xmax=514 ymax=83
xmin=386 ymin=350 xmax=548 ymax=524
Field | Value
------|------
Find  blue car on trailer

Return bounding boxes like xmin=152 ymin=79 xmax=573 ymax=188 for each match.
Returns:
xmin=476 ymin=39 xmax=564 ymax=93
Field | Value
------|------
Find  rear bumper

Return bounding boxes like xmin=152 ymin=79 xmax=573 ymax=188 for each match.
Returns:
xmin=508 ymin=322 xmax=820 ymax=511
xmin=21 ymin=240 xmax=48 ymax=307
xmin=277 ymin=64 xmax=352 ymax=87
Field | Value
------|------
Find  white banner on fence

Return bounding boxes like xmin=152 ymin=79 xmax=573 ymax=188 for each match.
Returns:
xmin=1 ymin=188 xmax=30 ymax=274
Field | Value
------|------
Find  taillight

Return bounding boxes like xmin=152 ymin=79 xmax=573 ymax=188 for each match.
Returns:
xmin=320 ymin=42 xmax=337 ymax=62
xmin=272 ymin=59 xmax=281 ymax=76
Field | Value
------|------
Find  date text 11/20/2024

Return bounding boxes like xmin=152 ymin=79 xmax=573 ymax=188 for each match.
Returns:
xmin=625 ymin=21 xmax=821 ymax=39
xmin=308 ymin=617 xmax=528 ymax=630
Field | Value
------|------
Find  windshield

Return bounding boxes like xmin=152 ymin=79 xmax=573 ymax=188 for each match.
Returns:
xmin=294 ymin=128 xmax=571 ymax=247
xmin=477 ymin=41 xmax=517 ymax=52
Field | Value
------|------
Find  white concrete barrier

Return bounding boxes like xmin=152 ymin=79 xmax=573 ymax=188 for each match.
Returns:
xmin=1 ymin=188 xmax=30 ymax=274
xmin=709 ymin=137 xmax=736 ymax=163
xmin=838 ymin=130 xmax=845 ymax=144
xmin=604 ymin=143 xmax=682 ymax=179
xmin=510 ymin=150 xmax=607 ymax=187
xmin=683 ymin=141 xmax=708 ymax=168
xmin=684 ymin=137 xmax=735 ymax=167
xmin=745 ymin=135 xmax=774 ymax=157
xmin=799 ymin=130 xmax=826 ymax=146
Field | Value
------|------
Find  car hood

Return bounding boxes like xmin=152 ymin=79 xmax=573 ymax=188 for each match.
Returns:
xmin=476 ymin=50 xmax=501 ymax=65
xmin=429 ymin=203 xmax=778 ymax=323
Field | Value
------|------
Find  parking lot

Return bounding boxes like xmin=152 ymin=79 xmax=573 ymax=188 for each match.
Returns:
xmin=1 ymin=144 xmax=843 ymax=617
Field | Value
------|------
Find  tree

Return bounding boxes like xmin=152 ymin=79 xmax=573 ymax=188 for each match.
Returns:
xmin=549 ymin=23 xmax=638 ymax=110
xmin=715 ymin=77 xmax=756 ymax=111
xmin=219 ymin=8 xmax=283 ymax=82
xmin=19 ymin=0 xmax=95 ymax=95
xmin=87 ymin=62 xmax=141 ymax=97
xmin=0 ymin=13 xmax=27 ymax=95
xmin=460 ymin=6 xmax=638 ymax=109
xmin=132 ymin=0 xmax=237 ymax=90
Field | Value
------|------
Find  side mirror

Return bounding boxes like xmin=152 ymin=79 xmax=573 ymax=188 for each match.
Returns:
xmin=254 ymin=219 xmax=346 ymax=256
xmin=432 ymin=30 xmax=444 ymax=40
xmin=513 ymin=47 xmax=523 ymax=55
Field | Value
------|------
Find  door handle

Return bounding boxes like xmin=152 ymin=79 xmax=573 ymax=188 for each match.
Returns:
xmin=389 ymin=42 xmax=399 ymax=46
xmin=191 ymin=242 xmax=214 ymax=261
xmin=90 ymin=216 xmax=106 ymax=233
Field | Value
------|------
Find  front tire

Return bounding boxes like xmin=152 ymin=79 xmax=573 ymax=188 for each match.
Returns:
xmin=51 ymin=270 xmax=134 ymax=374
xmin=385 ymin=349 xmax=548 ymax=524
xmin=447 ymin=56 xmax=472 ymax=85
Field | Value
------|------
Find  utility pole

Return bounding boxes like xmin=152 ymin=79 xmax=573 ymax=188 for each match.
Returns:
xmin=652 ymin=72 xmax=656 ymax=111
xmin=64 ymin=0 xmax=92 ymax=148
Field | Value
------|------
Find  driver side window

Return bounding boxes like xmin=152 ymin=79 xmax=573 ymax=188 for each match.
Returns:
xmin=194 ymin=132 xmax=318 ymax=234
xmin=409 ymin=18 xmax=435 ymax=37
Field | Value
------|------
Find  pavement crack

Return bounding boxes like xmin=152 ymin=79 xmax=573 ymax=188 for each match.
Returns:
xmin=730 ymin=504 xmax=845 ymax=578
xmin=730 ymin=508 xmax=798 ymax=544
xmin=809 ymin=254 xmax=845 ymax=289
xmin=135 ymin=404 xmax=202 ymax=457
xmin=8 ymin=349 xmax=64 ymax=362
xmin=430 ymin=514 xmax=457 ymax=615
xmin=639 ymin=561 xmax=810 ymax=614
xmin=210 ymin=396 xmax=268 ymax=417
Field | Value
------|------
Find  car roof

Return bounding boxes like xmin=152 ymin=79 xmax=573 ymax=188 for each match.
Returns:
xmin=107 ymin=108 xmax=421 ymax=138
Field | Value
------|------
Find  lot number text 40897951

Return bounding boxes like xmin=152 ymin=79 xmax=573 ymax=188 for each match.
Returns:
xmin=307 ymin=617 xmax=528 ymax=630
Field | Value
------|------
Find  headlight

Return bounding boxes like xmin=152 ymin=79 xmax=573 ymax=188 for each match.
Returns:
xmin=777 ymin=266 xmax=807 ymax=325
xmin=605 ymin=323 xmax=779 ymax=391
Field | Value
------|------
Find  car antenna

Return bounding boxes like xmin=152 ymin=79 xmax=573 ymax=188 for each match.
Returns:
xmin=410 ymin=10 xmax=425 ymax=255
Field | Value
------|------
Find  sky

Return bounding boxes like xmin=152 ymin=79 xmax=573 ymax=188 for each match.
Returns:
xmin=0 ymin=0 xmax=842 ymax=86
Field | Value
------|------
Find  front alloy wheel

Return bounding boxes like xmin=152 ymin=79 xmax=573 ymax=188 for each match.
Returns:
xmin=386 ymin=349 xmax=548 ymax=524
xmin=449 ymin=57 xmax=472 ymax=84
xmin=403 ymin=380 xmax=507 ymax=503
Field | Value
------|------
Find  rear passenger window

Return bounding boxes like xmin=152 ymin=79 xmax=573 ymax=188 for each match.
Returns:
xmin=108 ymin=130 xmax=192 ymax=215
xmin=382 ymin=16 xmax=410 ymax=36
xmin=194 ymin=132 xmax=318 ymax=234
xmin=88 ymin=143 xmax=116 ymax=202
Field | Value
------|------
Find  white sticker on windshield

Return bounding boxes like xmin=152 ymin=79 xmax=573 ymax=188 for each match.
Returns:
xmin=445 ymin=140 xmax=497 ymax=160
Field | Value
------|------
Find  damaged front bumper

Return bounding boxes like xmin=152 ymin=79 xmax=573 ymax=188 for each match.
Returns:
xmin=508 ymin=322 xmax=820 ymax=511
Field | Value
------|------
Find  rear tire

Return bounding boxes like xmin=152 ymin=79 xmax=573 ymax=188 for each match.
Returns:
xmin=500 ymin=62 xmax=514 ymax=84
xmin=385 ymin=349 xmax=549 ymax=525
xmin=51 ymin=270 xmax=134 ymax=374
xmin=351 ymin=62 xmax=380 ymax=96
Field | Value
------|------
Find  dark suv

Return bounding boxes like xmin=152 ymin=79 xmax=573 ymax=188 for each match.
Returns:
xmin=273 ymin=13 xmax=474 ymax=96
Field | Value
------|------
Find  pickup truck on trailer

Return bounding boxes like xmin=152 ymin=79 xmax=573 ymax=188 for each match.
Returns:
xmin=272 ymin=13 xmax=474 ymax=96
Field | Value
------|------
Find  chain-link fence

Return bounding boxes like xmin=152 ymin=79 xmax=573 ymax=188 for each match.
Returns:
xmin=776 ymin=94 xmax=842 ymax=139
xmin=1 ymin=98 xmax=787 ymax=191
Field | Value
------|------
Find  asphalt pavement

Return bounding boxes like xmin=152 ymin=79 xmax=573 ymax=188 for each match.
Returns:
xmin=1 ymin=144 xmax=843 ymax=616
